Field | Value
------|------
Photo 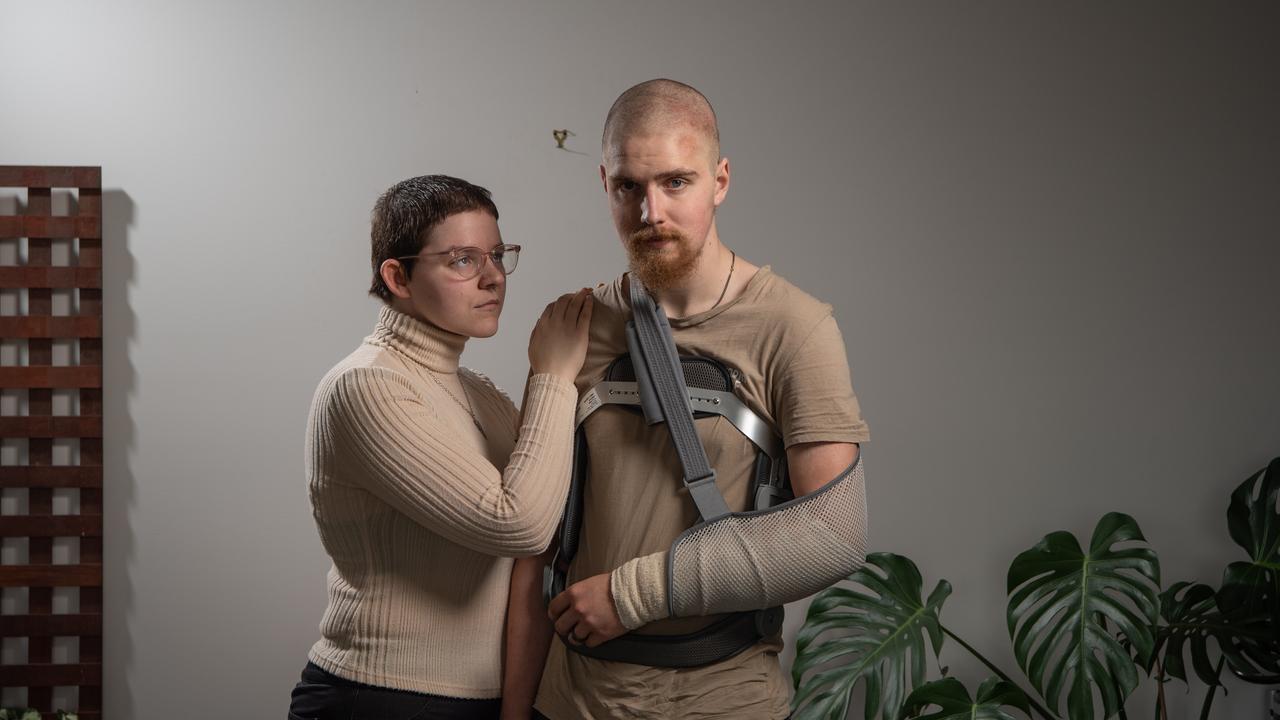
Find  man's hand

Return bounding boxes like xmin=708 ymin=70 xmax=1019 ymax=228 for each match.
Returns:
xmin=547 ymin=573 xmax=626 ymax=648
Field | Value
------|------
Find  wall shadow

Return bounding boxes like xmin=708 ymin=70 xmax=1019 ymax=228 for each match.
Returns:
xmin=101 ymin=189 xmax=136 ymax=720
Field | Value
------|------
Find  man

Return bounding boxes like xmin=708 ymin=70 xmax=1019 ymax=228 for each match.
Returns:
xmin=504 ymin=79 xmax=870 ymax=720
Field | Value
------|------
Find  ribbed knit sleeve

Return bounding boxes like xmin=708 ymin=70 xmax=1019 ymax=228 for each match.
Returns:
xmin=322 ymin=368 xmax=576 ymax=557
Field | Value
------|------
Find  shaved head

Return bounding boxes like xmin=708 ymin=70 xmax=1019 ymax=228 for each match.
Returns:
xmin=602 ymin=79 xmax=720 ymax=166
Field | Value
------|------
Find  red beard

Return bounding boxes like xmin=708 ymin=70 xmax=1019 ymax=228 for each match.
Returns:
xmin=626 ymin=226 xmax=702 ymax=290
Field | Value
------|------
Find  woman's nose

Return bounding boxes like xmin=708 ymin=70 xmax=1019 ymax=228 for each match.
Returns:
xmin=478 ymin=254 xmax=504 ymax=287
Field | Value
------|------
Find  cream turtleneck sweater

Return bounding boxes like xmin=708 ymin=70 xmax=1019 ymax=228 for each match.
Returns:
xmin=305 ymin=305 xmax=576 ymax=698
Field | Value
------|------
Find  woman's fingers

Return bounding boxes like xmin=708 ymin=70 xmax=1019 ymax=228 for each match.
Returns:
xmin=558 ymin=293 xmax=576 ymax=322
xmin=565 ymin=290 xmax=585 ymax=321
xmin=566 ymin=288 xmax=590 ymax=321
xmin=570 ymin=288 xmax=594 ymax=325
xmin=548 ymin=289 xmax=588 ymax=323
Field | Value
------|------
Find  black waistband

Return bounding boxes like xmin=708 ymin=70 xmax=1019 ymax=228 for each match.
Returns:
xmin=563 ymin=607 xmax=782 ymax=668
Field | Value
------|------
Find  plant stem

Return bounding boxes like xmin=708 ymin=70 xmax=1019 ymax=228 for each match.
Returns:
xmin=940 ymin=624 xmax=1057 ymax=720
xmin=1198 ymin=657 xmax=1225 ymax=720
xmin=1154 ymin=656 xmax=1167 ymax=720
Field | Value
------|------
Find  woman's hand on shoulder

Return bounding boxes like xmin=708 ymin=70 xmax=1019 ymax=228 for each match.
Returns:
xmin=528 ymin=288 xmax=593 ymax=384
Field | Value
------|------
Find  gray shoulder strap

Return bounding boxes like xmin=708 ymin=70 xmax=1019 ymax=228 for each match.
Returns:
xmin=627 ymin=277 xmax=731 ymax=522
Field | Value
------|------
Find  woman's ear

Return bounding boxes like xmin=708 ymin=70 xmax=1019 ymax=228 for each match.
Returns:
xmin=379 ymin=259 xmax=413 ymax=300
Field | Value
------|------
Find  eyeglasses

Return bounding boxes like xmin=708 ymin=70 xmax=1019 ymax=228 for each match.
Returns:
xmin=395 ymin=244 xmax=521 ymax=281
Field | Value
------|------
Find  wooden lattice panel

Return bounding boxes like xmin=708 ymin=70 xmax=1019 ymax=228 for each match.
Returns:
xmin=0 ymin=166 xmax=103 ymax=719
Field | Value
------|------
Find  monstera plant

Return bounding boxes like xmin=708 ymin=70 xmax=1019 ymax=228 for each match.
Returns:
xmin=898 ymin=678 xmax=1033 ymax=720
xmin=792 ymin=457 xmax=1280 ymax=720
xmin=790 ymin=554 xmax=952 ymax=719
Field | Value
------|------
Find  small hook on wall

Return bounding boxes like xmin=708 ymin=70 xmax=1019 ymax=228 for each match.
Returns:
xmin=552 ymin=129 xmax=575 ymax=149
xmin=552 ymin=129 xmax=588 ymax=155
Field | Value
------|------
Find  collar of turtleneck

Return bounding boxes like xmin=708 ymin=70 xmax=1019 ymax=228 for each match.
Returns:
xmin=369 ymin=305 xmax=467 ymax=374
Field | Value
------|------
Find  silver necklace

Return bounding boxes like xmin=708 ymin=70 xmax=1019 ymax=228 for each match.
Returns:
xmin=427 ymin=369 xmax=486 ymax=438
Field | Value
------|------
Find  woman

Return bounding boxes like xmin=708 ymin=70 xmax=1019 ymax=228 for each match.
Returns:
xmin=288 ymin=175 xmax=591 ymax=720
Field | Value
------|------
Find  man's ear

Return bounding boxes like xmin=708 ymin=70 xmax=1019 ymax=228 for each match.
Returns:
xmin=599 ymin=164 xmax=609 ymax=193
xmin=379 ymin=259 xmax=413 ymax=300
xmin=713 ymin=156 xmax=730 ymax=207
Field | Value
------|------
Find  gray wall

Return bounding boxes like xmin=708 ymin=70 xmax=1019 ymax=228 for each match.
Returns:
xmin=2 ymin=1 xmax=1277 ymax=718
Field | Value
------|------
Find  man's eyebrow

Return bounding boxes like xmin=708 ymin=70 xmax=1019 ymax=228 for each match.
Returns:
xmin=657 ymin=168 xmax=700 ymax=180
xmin=607 ymin=168 xmax=701 ymax=183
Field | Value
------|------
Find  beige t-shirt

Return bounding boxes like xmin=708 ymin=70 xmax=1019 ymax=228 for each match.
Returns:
xmin=536 ymin=267 xmax=870 ymax=720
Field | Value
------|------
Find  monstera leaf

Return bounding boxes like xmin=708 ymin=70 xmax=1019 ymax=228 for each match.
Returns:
xmin=1150 ymin=581 xmax=1228 ymax=687
xmin=792 ymin=553 xmax=952 ymax=720
xmin=898 ymin=677 xmax=1033 ymax=720
xmin=1219 ymin=456 xmax=1280 ymax=681
xmin=1006 ymin=512 xmax=1160 ymax=720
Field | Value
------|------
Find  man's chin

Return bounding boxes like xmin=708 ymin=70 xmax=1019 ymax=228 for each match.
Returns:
xmin=628 ymin=250 xmax=697 ymax=290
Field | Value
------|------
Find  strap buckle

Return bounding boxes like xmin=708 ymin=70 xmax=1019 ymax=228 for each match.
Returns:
xmin=686 ymin=471 xmax=731 ymax=522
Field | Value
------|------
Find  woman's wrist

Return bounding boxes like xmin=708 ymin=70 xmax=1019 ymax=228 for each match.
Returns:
xmin=527 ymin=370 xmax=577 ymax=390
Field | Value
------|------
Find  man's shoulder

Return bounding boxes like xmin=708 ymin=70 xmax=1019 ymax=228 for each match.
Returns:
xmin=741 ymin=266 xmax=834 ymax=329
xmin=585 ymin=274 xmax=634 ymax=343
xmin=590 ymin=273 xmax=631 ymax=314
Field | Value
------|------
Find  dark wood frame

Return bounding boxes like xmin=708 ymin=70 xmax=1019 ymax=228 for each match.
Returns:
xmin=0 ymin=166 xmax=103 ymax=719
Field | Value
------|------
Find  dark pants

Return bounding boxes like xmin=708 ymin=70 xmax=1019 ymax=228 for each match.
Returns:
xmin=534 ymin=710 xmax=790 ymax=720
xmin=288 ymin=662 xmax=502 ymax=720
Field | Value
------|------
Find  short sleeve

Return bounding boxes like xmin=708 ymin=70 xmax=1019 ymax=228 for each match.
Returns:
xmin=771 ymin=314 xmax=870 ymax=448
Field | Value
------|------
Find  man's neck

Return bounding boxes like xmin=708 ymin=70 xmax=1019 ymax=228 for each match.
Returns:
xmin=649 ymin=241 xmax=758 ymax=319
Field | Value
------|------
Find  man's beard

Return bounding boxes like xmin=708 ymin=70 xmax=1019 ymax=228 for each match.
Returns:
xmin=625 ymin=226 xmax=703 ymax=290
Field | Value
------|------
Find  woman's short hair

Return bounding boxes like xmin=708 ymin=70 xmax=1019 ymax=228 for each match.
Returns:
xmin=368 ymin=175 xmax=499 ymax=302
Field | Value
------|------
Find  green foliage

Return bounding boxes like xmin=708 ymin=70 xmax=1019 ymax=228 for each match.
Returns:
xmin=1006 ymin=512 xmax=1160 ymax=720
xmin=898 ymin=677 xmax=1033 ymax=720
xmin=1218 ymin=456 xmax=1280 ymax=680
xmin=1150 ymin=581 xmax=1228 ymax=687
xmin=792 ymin=459 xmax=1280 ymax=720
xmin=792 ymin=553 xmax=951 ymax=720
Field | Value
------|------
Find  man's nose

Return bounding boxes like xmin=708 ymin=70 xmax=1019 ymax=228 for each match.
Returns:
xmin=640 ymin=188 xmax=664 ymax=225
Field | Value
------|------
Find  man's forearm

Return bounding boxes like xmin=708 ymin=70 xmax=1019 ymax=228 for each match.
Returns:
xmin=502 ymin=554 xmax=555 ymax=719
xmin=611 ymin=445 xmax=868 ymax=628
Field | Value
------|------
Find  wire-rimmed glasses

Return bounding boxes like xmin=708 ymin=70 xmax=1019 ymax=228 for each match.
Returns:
xmin=395 ymin=244 xmax=521 ymax=281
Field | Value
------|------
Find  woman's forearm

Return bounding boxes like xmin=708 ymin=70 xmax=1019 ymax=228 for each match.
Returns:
xmin=328 ymin=367 xmax=577 ymax=556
